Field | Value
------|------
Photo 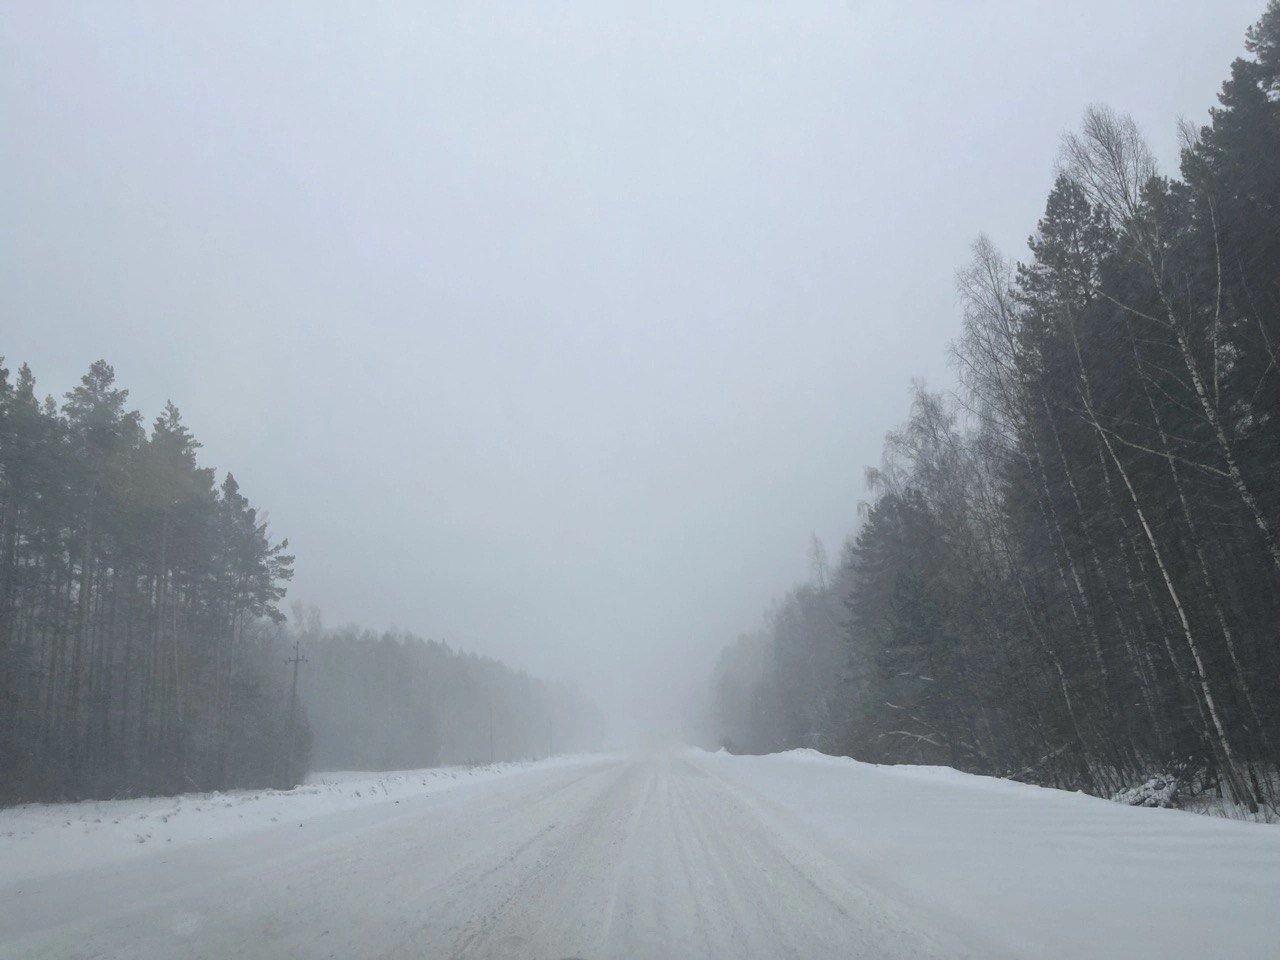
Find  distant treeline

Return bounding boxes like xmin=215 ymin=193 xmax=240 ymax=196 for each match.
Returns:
xmin=0 ymin=362 xmax=598 ymax=804
xmin=293 ymin=610 xmax=605 ymax=770
xmin=706 ymin=3 xmax=1280 ymax=813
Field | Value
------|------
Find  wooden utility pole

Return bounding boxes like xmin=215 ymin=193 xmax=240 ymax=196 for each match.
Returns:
xmin=285 ymin=639 xmax=307 ymax=780
xmin=488 ymin=699 xmax=495 ymax=764
xmin=286 ymin=639 xmax=307 ymax=728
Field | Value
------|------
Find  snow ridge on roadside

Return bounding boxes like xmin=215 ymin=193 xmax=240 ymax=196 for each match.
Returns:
xmin=697 ymin=747 xmax=1280 ymax=960
xmin=0 ymin=754 xmax=607 ymax=883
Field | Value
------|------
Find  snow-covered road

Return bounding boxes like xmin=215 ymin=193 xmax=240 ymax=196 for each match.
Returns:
xmin=2 ymin=750 xmax=1277 ymax=959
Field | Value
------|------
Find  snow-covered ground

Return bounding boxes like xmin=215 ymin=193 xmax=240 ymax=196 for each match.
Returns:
xmin=1 ymin=748 xmax=1276 ymax=959
xmin=0 ymin=756 xmax=605 ymax=884
xmin=700 ymin=749 xmax=1280 ymax=959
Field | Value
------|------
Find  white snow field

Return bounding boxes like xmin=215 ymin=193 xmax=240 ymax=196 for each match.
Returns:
xmin=1 ymin=749 xmax=1277 ymax=960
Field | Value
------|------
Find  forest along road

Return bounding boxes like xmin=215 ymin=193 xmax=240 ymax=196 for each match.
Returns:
xmin=2 ymin=750 xmax=1278 ymax=960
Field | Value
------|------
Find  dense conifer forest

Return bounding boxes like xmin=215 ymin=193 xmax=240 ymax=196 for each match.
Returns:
xmin=706 ymin=3 xmax=1280 ymax=814
xmin=0 ymin=362 xmax=599 ymax=804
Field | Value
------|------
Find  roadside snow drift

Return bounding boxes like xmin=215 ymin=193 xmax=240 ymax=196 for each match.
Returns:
xmin=699 ymin=748 xmax=1280 ymax=960
xmin=0 ymin=755 xmax=606 ymax=884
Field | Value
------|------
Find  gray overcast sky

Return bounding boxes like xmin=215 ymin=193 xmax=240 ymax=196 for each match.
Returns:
xmin=1 ymin=1 xmax=1262 ymax=736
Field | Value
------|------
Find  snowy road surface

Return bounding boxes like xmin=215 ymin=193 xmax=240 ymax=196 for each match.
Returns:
xmin=2 ymin=750 xmax=1278 ymax=959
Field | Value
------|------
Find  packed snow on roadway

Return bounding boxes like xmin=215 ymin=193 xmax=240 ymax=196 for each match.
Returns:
xmin=2 ymin=748 xmax=1278 ymax=959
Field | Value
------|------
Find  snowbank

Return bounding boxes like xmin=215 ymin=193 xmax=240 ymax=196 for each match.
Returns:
xmin=0 ymin=754 xmax=606 ymax=885
xmin=696 ymin=747 xmax=1280 ymax=960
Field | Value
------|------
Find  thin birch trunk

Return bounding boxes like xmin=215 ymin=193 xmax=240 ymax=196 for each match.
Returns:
xmin=1082 ymin=391 xmax=1257 ymax=812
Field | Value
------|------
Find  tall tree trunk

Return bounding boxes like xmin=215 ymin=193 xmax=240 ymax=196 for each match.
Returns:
xmin=69 ymin=497 xmax=96 ymax=773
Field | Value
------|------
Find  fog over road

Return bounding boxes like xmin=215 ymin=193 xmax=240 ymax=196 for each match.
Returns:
xmin=3 ymin=750 xmax=1276 ymax=959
